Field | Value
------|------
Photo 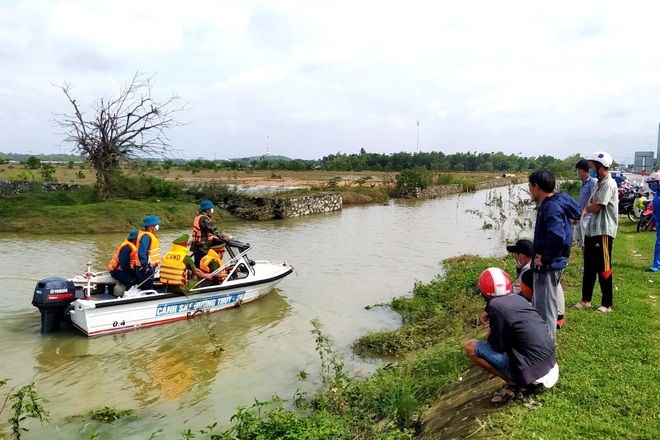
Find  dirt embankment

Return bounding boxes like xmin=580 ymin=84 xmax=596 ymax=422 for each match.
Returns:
xmin=420 ymin=367 xmax=505 ymax=439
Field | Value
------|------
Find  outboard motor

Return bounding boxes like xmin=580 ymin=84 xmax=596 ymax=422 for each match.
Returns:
xmin=32 ymin=277 xmax=78 ymax=333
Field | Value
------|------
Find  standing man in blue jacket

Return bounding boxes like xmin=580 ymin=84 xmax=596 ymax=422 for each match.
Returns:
xmin=528 ymin=169 xmax=581 ymax=342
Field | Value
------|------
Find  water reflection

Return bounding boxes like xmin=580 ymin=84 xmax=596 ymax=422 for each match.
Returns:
xmin=0 ymin=184 xmax=532 ymax=438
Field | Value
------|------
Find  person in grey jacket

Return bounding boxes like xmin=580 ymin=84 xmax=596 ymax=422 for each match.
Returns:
xmin=465 ymin=268 xmax=559 ymax=405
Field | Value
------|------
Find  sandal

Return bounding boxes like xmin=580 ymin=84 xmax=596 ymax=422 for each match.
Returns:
xmin=491 ymin=384 xmax=517 ymax=405
xmin=573 ymin=301 xmax=591 ymax=309
xmin=519 ymin=383 xmax=542 ymax=396
xmin=595 ymin=306 xmax=612 ymax=313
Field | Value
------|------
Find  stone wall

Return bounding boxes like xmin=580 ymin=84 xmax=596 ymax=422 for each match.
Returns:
xmin=0 ymin=180 xmax=83 ymax=198
xmin=222 ymin=193 xmax=342 ymax=220
xmin=415 ymin=177 xmax=525 ymax=199
xmin=282 ymin=194 xmax=342 ymax=218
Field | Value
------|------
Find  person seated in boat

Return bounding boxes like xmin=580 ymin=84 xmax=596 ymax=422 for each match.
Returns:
xmin=465 ymin=268 xmax=558 ymax=405
xmin=160 ymin=234 xmax=213 ymax=294
xmin=107 ymin=229 xmax=139 ymax=296
xmin=191 ymin=200 xmax=232 ymax=268
xmin=135 ymin=215 xmax=162 ymax=291
xmin=199 ymin=243 xmax=231 ymax=285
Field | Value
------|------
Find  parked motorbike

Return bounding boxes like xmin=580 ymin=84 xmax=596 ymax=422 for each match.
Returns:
xmin=620 ymin=189 xmax=652 ymax=222
xmin=637 ymin=200 xmax=655 ymax=232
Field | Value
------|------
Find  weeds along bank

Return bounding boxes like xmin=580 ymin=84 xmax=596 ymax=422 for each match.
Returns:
xmin=167 ymin=223 xmax=656 ymax=440
xmin=3 ymin=214 xmax=657 ymax=437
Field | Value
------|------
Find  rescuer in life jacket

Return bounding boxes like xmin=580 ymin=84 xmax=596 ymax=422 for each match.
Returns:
xmin=135 ymin=215 xmax=162 ymax=291
xmin=107 ymin=229 xmax=139 ymax=296
xmin=191 ymin=200 xmax=231 ymax=268
xmin=160 ymin=234 xmax=213 ymax=294
xmin=199 ymin=243 xmax=231 ymax=285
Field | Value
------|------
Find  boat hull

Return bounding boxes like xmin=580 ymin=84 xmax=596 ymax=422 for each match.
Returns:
xmin=68 ymin=265 xmax=292 ymax=337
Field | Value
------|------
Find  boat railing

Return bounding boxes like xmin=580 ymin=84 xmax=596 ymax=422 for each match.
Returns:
xmin=191 ymin=241 xmax=253 ymax=290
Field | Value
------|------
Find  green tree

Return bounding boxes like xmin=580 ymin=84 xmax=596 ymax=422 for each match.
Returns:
xmin=24 ymin=156 xmax=41 ymax=169
xmin=40 ymin=163 xmax=57 ymax=182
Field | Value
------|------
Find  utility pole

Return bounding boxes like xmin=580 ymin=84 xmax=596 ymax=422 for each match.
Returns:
xmin=416 ymin=120 xmax=420 ymax=153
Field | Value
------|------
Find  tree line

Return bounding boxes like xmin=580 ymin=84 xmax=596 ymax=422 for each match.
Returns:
xmin=5 ymin=71 xmax=591 ymax=200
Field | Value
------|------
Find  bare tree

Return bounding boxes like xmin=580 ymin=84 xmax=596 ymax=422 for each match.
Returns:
xmin=53 ymin=72 xmax=187 ymax=200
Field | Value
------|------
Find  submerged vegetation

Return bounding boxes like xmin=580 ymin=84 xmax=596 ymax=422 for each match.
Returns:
xmin=0 ymin=379 xmax=49 ymax=440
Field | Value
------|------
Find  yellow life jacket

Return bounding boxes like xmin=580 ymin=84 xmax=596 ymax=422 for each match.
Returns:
xmin=107 ymin=240 xmax=138 ymax=272
xmin=135 ymin=230 xmax=161 ymax=268
xmin=200 ymin=249 xmax=223 ymax=273
xmin=192 ymin=213 xmax=215 ymax=243
xmin=160 ymin=244 xmax=190 ymax=285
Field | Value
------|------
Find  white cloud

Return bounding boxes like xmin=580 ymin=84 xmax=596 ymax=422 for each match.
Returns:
xmin=1 ymin=0 xmax=660 ymax=162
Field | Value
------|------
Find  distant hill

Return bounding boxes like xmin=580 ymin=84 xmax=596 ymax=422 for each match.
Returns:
xmin=0 ymin=152 xmax=82 ymax=163
xmin=0 ymin=152 xmax=305 ymax=164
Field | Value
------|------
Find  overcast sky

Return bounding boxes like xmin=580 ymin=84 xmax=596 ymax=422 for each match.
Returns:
xmin=2 ymin=1 xmax=660 ymax=164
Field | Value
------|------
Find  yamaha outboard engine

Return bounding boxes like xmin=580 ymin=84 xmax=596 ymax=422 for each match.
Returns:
xmin=32 ymin=277 xmax=79 ymax=333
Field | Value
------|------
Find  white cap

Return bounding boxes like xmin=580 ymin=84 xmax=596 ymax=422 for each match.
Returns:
xmin=586 ymin=151 xmax=613 ymax=168
xmin=646 ymin=171 xmax=660 ymax=182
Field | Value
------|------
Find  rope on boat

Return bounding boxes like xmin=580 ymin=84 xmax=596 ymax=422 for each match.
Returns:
xmin=0 ymin=275 xmax=41 ymax=281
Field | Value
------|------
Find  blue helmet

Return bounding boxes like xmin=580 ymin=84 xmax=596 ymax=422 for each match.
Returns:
xmin=142 ymin=215 xmax=161 ymax=227
xmin=200 ymin=200 xmax=214 ymax=211
xmin=127 ymin=229 xmax=139 ymax=240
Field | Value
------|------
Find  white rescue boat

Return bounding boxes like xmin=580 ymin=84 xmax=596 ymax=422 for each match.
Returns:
xmin=32 ymin=240 xmax=293 ymax=337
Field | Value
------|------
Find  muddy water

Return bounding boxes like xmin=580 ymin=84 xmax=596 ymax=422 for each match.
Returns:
xmin=0 ymin=185 xmax=530 ymax=438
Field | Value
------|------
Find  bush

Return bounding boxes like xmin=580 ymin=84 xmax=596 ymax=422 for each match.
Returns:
xmin=392 ymin=169 xmax=428 ymax=197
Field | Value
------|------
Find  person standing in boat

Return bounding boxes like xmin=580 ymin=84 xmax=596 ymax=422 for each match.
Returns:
xmin=191 ymin=200 xmax=231 ymax=267
xmin=135 ymin=215 xmax=162 ymax=291
xmin=107 ymin=229 xmax=139 ymax=295
xmin=200 ymin=243 xmax=230 ymax=284
xmin=161 ymin=234 xmax=212 ymax=294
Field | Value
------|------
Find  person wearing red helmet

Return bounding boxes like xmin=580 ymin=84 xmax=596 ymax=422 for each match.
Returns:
xmin=465 ymin=268 xmax=559 ymax=405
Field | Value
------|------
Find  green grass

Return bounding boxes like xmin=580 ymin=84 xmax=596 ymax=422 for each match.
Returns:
xmin=166 ymin=222 xmax=658 ymax=439
xmin=479 ymin=221 xmax=660 ymax=439
xmin=0 ymin=192 xmax=237 ymax=234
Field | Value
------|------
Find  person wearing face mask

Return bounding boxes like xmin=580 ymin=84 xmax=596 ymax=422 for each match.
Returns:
xmin=574 ymin=151 xmax=618 ymax=313
xmin=645 ymin=172 xmax=660 ymax=272
xmin=574 ymin=159 xmax=598 ymax=264
xmin=135 ymin=214 xmax=162 ymax=291
xmin=191 ymin=200 xmax=231 ymax=267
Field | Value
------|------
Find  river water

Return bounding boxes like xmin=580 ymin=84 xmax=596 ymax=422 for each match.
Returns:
xmin=0 ymin=184 xmax=531 ymax=439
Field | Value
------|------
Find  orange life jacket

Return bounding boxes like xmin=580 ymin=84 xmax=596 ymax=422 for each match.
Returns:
xmin=135 ymin=230 xmax=161 ymax=268
xmin=192 ymin=213 xmax=215 ymax=243
xmin=200 ymin=249 xmax=223 ymax=273
xmin=160 ymin=244 xmax=190 ymax=285
xmin=107 ymin=240 xmax=138 ymax=272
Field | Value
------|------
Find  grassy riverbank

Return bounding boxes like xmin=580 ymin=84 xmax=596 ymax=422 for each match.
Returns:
xmin=475 ymin=221 xmax=660 ymax=439
xmin=0 ymin=169 xmax=492 ymax=233
xmin=172 ymin=220 xmax=658 ymax=439
xmin=0 ymin=193 xmax=237 ymax=233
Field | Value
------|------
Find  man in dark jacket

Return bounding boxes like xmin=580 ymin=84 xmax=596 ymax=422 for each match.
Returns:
xmin=465 ymin=268 xmax=559 ymax=405
xmin=528 ymin=169 xmax=581 ymax=342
